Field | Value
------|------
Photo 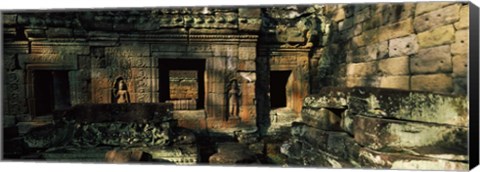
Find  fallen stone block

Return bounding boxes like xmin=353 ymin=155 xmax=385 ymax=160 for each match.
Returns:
xmin=301 ymin=107 xmax=343 ymax=131
xmin=348 ymin=87 xmax=468 ymax=127
xmin=353 ymin=115 xmax=467 ymax=155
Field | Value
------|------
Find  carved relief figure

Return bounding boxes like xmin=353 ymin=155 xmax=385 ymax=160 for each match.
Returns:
xmin=227 ymin=79 xmax=241 ymax=119
xmin=112 ymin=77 xmax=130 ymax=103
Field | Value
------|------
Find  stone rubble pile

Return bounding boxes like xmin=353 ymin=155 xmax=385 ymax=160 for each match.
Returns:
xmin=281 ymin=87 xmax=468 ymax=170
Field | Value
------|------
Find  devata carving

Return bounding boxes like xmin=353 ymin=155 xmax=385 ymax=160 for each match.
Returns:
xmin=112 ymin=77 xmax=131 ymax=103
xmin=227 ymin=79 xmax=241 ymax=120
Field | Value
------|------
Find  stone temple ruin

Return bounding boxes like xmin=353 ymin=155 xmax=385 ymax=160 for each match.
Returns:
xmin=2 ymin=2 xmax=473 ymax=170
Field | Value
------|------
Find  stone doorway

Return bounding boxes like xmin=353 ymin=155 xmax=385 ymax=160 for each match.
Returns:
xmin=30 ymin=70 xmax=71 ymax=116
xmin=158 ymin=59 xmax=206 ymax=110
xmin=269 ymin=70 xmax=292 ymax=109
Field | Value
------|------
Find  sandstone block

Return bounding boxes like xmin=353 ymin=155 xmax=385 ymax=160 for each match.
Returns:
xmin=451 ymin=29 xmax=469 ymax=55
xmin=238 ymin=60 xmax=256 ymax=71
xmin=353 ymin=24 xmax=363 ymax=35
xmin=452 ymin=54 xmax=468 ymax=77
xmin=333 ymin=8 xmax=346 ymax=22
xmin=346 ymin=76 xmax=379 ymax=88
xmin=389 ymin=35 xmax=419 ymax=57
xmin=411 ymin=71 xmax=456 ymax=99
xmin=454 ymin=5 xmax=469 ymax=30
xmin=453 ymin=77 xmax=467 ymax=95
xmin=303 ymin=91 xmax=348 ymax=109
xmin=340 ymin=110 xmax=355 ymax=135
xmin=415 ymin=2 xmax=454 ymax=16
xmin=378 ymin=18 xmax=414 ymax=42
xmin=378 ymin=56 xmax=409 ymax=75
xmin=290 ymin=123 xmax=360 ymax=160
xmin=301 ymin=108 xmax=342 ymax=131
xmin=346 ymin=47 xmax=368 ymax=63
xmin=348 ymin=87 xmax=467 ymax=126
xmin=417 ymin=25 xmax=455 ymax=48
xmin=346 ymin=62 xmax=378 ymax=77
xmin=354 ymin=115 xmax=467 ymax=155
xmin=410 ymin=45 xmax=452 ymax=74
xmin=3 ymin=14 xmax=17 ymax=26
xmin=352 ymin=35 xmax=365 ymax=47
xmin=209 ymin=142 xmax=257 ymax=164
xmin=338 ymin=17 xmax=354 ymax=31
xmin=24 ymin=28 xmax=46 ymax=40
xmin=359 ymin=147 xmax=468 ymax=170
xmin=353 ymin=7 xmax=371 ymax=24
xmin=414 ymin=4 xmax=460 ymax=32
xmin=378 ymin=76 xmax=410 ymax=90
xmin=238 ymin=47 xmax=256 ymax=60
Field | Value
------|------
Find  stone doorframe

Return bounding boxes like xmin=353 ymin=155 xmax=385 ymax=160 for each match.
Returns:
xmin=26 ymin=64 xmax=76 ymax=117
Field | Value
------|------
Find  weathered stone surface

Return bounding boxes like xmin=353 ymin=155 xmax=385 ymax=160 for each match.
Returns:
xmin=333 ymin=8 xmax=346 ymax=22
xmin=417 ymin=25 xmax=455 ymax=48
xmin=454 ymin=5 xmax=469 ymax=30
xmin=388 ymin=35 xmax=419 ymax=57
xmin=338 ymin=17 xmax=354 ymax=31
xmin=411 ymin=74 xmax=453 ymax=93
xmin=353 ymin=7 xmax=371 ymax=24
xmin=46 ymin=27 xmax=73 ymax=38
xmin=105 ymin=149 xmax=151 ymax=163
xmin=238 ymin=47 xmax=256 ymax=60
xmin=141 ymin=144 xmax=199 ymax=164
xmin=301 ymin=108 xmax=342 ymax=131
xmin=290 ymin=123 xmax=361 ymax=161
xmin=415 ymin=2 xmax=454 ymax=16
xmin=344 ymin=87 xmax=468 ymax=126
xmin=354 ymin=115 xmax=467 ymax=155
xmin=453 ymin=77 xmax=467 ymax=95
xmin=359 ymin=147 xmax=468 ymax=170
xmin=451 ymin=29 xmax=469 ymax=55
xmin=414 ymin=4 xmax=460 ymax=33
xmin=453 ymin=54 xmax=468 ymax=77
xmin=346 ymin=62 xmax=378 ymax=77
xmin=346 ymin=76 xmax=379 ymax=88
xmin=3 ymin=14 xmax=17 ymax=26
xmin=378 ymin=76 xmax=410 ymax=90
xmin=303 ymin=91 xmax=348 ymax=109
xmin=340 ymin=110 xmax=355 ymax=135
xmin=209 ymin=142 xmax=258 ymax=164
xmin=378 ymin=56 xmax=409 ymax=75
xmin=378 ymin=18 xmax=414 ymax=42
xmin=24 ymin=28 xmax=46 ymax=40
xmin=410 ymin=45 xmax=452 ymax=74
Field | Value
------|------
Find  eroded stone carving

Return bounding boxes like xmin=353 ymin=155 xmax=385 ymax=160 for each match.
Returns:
xmin=112 ymin=77 xmax=130 ymax=103
xmin=227 ymin=79 xmax=241 ymax=120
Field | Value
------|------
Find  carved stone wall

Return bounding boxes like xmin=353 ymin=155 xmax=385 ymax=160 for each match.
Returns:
xmin=3 ymin=8 xmax=262 ymax=132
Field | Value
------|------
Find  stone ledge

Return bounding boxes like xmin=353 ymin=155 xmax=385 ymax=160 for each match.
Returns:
xmin=353 ymin=115 xmax=467 ymax=155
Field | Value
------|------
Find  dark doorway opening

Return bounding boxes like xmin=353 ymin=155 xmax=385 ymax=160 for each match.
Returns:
xmin=33 ymin=70 xmax=71 ymax=116
xmin=158 ymin=59 xmax=205 ymax=110
xmin=270 ymin=70 xmax=291 ymax=109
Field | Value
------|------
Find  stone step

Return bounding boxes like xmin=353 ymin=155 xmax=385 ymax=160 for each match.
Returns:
xmin=353 ymin=115 xmax=467 ymax=155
